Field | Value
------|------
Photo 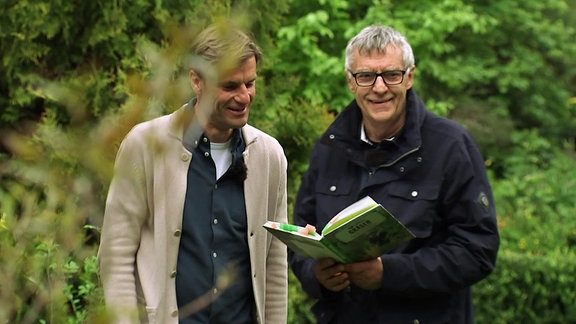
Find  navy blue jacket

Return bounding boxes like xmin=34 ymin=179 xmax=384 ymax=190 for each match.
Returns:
xmin=290 ymin=89 xmax=500 ymax=324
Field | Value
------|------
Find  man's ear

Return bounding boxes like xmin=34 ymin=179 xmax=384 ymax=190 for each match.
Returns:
xmin=405 ymin=65 xmax=416 ymax=90
xmin=189 ymin=69 xmax=202 ymax=94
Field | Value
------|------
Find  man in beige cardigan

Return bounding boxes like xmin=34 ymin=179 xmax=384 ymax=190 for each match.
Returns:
xmin=98 ymin=22 xmax=288 ymax=324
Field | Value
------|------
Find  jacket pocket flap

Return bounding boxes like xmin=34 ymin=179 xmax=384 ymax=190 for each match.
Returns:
xmin=389 ymin=181 xmax=440 ymax=201
xmin=315 ymin=177 xmax=353 ymax=196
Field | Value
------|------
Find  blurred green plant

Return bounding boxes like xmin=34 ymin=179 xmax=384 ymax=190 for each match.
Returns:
xmin=287 ymin=271 xmax=315 ymax=324
xmin=0 ymin=16 xmax=254 ymax=323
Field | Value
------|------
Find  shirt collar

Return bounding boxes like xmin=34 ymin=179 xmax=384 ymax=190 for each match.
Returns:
xmin=360 ymin=123 xmax=395 ymax=146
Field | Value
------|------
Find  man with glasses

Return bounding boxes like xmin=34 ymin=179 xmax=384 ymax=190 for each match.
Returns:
xmin=290 ymin=24 xmax=499 ymax=323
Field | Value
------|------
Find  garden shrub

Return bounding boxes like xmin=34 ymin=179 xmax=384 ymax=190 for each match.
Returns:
xmin=473 ymin=249 xmax=576 ymax=323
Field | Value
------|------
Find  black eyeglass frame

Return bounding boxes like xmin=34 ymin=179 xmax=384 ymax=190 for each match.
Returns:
xmin=348 ymin=68 xmax=409 ymax=87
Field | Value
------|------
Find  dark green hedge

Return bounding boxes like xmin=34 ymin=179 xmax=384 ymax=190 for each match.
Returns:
xmin=473 ymin=249 xmax=576 ymax=323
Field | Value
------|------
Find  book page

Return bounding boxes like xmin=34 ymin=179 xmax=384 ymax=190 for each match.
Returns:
xmin=263 ymin=222 xmax=345 ymax=261
xmin=322 ymin=196 xmax=378 ymax=235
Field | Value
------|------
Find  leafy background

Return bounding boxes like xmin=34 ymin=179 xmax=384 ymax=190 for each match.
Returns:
xmin=1 ymin=0 xmax=575 ymax=322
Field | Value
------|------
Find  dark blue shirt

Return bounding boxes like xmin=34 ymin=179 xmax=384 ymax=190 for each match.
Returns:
xmin=176 ymin=129 xmax=254 ymax=324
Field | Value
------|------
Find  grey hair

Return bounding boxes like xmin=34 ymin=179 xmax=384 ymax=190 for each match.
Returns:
xmin=344 ymin=25 xmax=414 ymax=70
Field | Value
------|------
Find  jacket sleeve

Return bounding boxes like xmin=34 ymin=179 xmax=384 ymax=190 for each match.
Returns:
xmin=97 ymin=126 xmax=150 ymax=321
xmin=379 ymin=134 xmax=500 ymax=295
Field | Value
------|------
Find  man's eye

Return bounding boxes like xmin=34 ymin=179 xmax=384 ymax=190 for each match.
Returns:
xmin=220 ymin=81 xmax=255 ymax=91
xmin=220 ymin=83 xmax=239 ymax=91
xmin=356 ymin=73 xmax=375 ymax=81
xmin=385 ymin=71 xmax=402 ymax=79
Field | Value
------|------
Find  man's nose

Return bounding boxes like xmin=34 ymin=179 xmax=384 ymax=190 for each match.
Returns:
xmin=372 ymin=75 xmax=390 ymax=91
xmin=235 ymin=85 xmax=252 ymax=103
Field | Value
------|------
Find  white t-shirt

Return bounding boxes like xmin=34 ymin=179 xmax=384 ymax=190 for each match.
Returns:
xmin=210 ymin=140 xmax=232 ymax=180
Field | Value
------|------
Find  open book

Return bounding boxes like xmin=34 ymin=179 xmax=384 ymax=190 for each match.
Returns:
xmin=263 ymin=196 xmax=415 ymax=263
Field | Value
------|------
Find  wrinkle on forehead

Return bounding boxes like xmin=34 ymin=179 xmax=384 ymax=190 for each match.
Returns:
xmin=351 ymin=46 xmax=404 ymax=71
xmin=357 ymin=43 xmax=400 ymax=57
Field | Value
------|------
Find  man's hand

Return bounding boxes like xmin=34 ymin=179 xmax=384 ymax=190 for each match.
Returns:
xmin=313 ymin=258 xmax=350 ymax=292
xmin=343 ymin=257 xmax=383 ymax=290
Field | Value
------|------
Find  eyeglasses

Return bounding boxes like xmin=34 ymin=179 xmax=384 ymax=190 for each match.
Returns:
xmin=348 ymin=69 xmax=408 ymax=87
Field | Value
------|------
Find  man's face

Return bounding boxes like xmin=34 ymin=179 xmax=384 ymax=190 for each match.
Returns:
xmin=190 ymin=56 xmax=257 ymax=142
xmin=346 ymin=46 xmax=414 ymax=138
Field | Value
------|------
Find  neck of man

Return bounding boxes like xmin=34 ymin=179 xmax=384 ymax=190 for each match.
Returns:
xmin=204 ymin=126 xmax=234 ymax=143
xmin=363 ymin=116 xmax=405 ymax=144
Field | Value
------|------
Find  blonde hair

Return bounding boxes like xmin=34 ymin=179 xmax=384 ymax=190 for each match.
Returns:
xmin=191 ymin=22 xmax=262 ymax=69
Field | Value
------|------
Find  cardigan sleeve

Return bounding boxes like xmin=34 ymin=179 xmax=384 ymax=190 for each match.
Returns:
xmin=98 ymin=125 xmax=151 ymax=322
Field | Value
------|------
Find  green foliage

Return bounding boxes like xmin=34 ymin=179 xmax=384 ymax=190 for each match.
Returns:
xmin=288 ymin=271 xmax=315 ymax=324
xmin=1 ymin=0 xmax=149 ymax=124
xmin=490 ymin=130 xmax=576 ymax=255
xmin=272 ymin=6 xmax=350 ymax=110
xmin=270 ymin=0 xmax=355 ymax=111
xmin=0 ymin=0 xmax=290 ymax=126
xmin=473 ymin=249 xmax=576 ymax=323
xmin=467 ymin=128 xmax=576 ymax=323
xmin=0 ymin=206 xmax=102 ymax=322
xmin=254 ymin=96 xmax=334 ymax=213
xmin=0 ymin=109 xmax=108 ymax=322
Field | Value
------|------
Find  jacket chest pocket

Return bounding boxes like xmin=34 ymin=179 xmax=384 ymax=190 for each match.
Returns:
xmin=386 ymin=181 xmax=441 ymax=239
xmin=314 ymin=177 xmax=357 ymax=227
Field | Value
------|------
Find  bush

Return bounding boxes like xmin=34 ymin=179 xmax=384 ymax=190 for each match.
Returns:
xmin=473 ymin=249 xmax=576 ymax=323
xmin=288 ymin=271 xmax=315 ymax=324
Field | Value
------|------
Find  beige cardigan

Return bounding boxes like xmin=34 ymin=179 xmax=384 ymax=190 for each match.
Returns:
xmin=98 ymin=106 xmax=288 ymax=323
